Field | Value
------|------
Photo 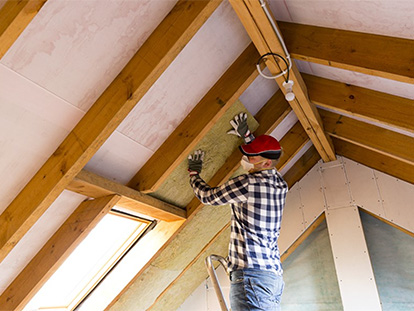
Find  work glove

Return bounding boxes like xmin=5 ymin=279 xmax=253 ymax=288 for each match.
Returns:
xmin=227 ymin=113 xmax=251 ymax=143
xmin=188 ymin=150 xmax=204 ymax=176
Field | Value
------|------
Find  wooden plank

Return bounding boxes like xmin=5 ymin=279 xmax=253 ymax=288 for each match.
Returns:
xmin=229 ymin=0 xmax=336 ymax=162
xmin=186 ymin=89 xmax=291 ymax=217
xmin=0 ymin=0 xmax=221 ymax=264
xmin=279 ymin=21 xmax=414 ymax=84
xmin=333 ymin=138 xmax=414 ymax=185
xmin=128 ymin=43 xmax=260 ymax=192
xmin=67 ymin=170 xmax=186 ymax=221
xmin=320 ymin=109 xmax=414 ymax=165
xmin=0 ymin=0 xmax=47 ymax=59
xmin=283 ymin=145 xmax=321 ymax=188
xmin=281 ymin=212 xmax=325 ymax=262
xmin=0 ymin=195 xmax=121 ymax=311
xmin=304 ymin=73 xmax=414 ymax=134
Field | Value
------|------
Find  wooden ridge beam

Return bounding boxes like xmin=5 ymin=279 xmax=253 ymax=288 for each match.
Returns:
xmin=229 ymin=0 xmax=336 ymax=162
xmin=0 ymin=0 xmax=47 ymax=59
xmin=0 ymin=0 xmax=221 ymax=263
xmin=278 ymin=21 xmax=414 ymax=84
xmin=320 ymin=109 xmax=414 ymax=166
xmin=0 ymin=195 xmax=121 ymax=311
xmin=304 ymin=73 xmax=414 ymax=134
xmin=333 ymin=138 xmax=414 ymax=185
xmin=67 ymin=170 xmax=186 ymax=221
xmin=128 ymin=43 xmax=260 ymax=193
xmin=186 ymin=89 xmax=291 ymax=217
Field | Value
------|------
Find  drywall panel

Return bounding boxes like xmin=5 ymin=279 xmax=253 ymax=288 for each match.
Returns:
xmin=361 ymin=211 xmax=414 ymax=310
xmin=297 ymin=163 xmax=325 ymax=226
xmin=279 ymin=183 xmax=306 ymax=254
xmin=2 ymin=0 xmax=177 ymax=111
xmin=0 ymin=190 xmax=86 ymax=294
xmin=320 ymin=158 xmax=353 ymax=210
xmin=0 ymin=64 xmax=84 ymax=213
xmin=118 ymin=0 xmax=250 ymax=152
xmin=375 ymin=171 xmax=414 ymax=233
xmin=326 ymin=206 xmax=381 ymax=311
xmin=343 ymin=158 xmax=385 ymax=217
xmin=85 ymin=131 xmax=154 ymax=185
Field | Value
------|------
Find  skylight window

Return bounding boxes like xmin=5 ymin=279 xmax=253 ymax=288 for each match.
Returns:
xmin=24 ymin=210 xmax=152 ymax=311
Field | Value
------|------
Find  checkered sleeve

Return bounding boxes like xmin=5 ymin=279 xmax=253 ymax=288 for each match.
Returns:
xmin=189 ymin=174 xmax=249 ymax=206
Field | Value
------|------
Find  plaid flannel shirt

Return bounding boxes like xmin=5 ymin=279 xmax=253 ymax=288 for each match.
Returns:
xmin=190 ymin=169 xmax=288 ymax=274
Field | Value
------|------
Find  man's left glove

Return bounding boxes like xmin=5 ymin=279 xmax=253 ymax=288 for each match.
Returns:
xmin=188 ymin=150 xmax=204 ymax=176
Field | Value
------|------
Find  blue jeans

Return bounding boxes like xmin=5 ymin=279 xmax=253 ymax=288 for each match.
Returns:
xmin=230 ymin=269 xmax=284 ymax=311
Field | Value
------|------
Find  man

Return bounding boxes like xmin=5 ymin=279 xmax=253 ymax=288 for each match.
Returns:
xmin=188 ymin=113 xmax=288 ymax=311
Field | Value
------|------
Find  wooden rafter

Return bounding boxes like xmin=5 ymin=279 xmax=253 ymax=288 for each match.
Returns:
xmin=320 ymin=109 xmax=414 ymax=166
xmin=278 ymin=21 xmax=414 ymax=84
xmin=128 ymin=43 xmax=260 ymax=193
xmin=304 ymin=73 xmax=414 ymax=134
xmin=67 ymin=170 xmax=186 ymax=221
xmin=0 ymin=0 xmax=222 ymax=264
xmin=0 ymin=0 xmax=47 ymax=59
xmin=229 ymin=0 xmax=336 ymax=162
xmin=0 ymin=195 xmax=121 ymax=311
xmin=333 ymin=138 xmax=414 ymax=185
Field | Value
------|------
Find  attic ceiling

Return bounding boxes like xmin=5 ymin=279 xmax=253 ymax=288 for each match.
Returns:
xmin=0 ymin=0 xmax=413 ymax=310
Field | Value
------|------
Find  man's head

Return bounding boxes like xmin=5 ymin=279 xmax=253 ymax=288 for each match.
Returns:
xmin=239 ymin=135 xmax=282 ymax=173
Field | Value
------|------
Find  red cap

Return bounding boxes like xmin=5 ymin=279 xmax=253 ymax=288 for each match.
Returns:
xmin=239 ymin=135 xmax=282 ymax=159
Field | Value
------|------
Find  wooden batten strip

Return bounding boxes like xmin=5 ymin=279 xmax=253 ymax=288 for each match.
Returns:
xmin=0 ymin=195 xmax=121 ymax=311
xmin=128 ymin=43 xmax=260 ymax=193
xmin=67 ymin=170 xmax=186 ymax=221
xmin=304 ymin=74 xmax=414 ymax=134
xmin=279 ymin=21 xmax=414 ymax=84
xmin=0 ymin=0 xmax=221 ymax=263
xmin=320 ymin=109 xmax=414 ymax=166
xmin=0 ymin=0 xmax=47 ymax=59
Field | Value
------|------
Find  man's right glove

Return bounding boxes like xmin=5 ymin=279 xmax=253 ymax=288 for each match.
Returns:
xmin=188 ymin=150 xmax=204 ymax=176
xmin=227 ymin=113 xmax=252 ymax=143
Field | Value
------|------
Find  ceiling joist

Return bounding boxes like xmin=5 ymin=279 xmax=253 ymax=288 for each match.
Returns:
xmin=0 ymin=0 xmax=221 ymax=264
xmin=0 ymin=195 xmax=121 ymax=311
xmin=229 ymin=0 xmax=336 ymax=163
xmin=278 ymin=21 xmax=414 ymax=84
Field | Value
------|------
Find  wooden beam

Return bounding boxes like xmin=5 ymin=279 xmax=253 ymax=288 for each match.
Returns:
xmin=320 ymin=109 xmax=414 ymax=166
xmin=283 ymin=145 xmax=321 ymax=188
xmin=359 ymin=208 xmax=414 ymax=238
xmin=229 ymin=0 xmax=336 ymax=162
xmin=186 ymin=89 xmax=291 ymax=217
xmin=281 ymin=212 xmax=325 ymax=262
xmin=128 ymin=43 xmax=260 ymax=192
xmin=0 ymin=0 xmax=221 ymax=264
xmin=304 ymin=73 xmax=414 ymax=134
xmin=278 ymin=21 xmax=414 ymax=84
xmin=0 ymin=0 xmax=47 ymax=59
xmin=67 ymin=170 xmax=186 ymax=221
xmin=0 ymin=195 xmax=121 ymax=311
xmin=333 ymin=138 xmax=414 ymax=185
